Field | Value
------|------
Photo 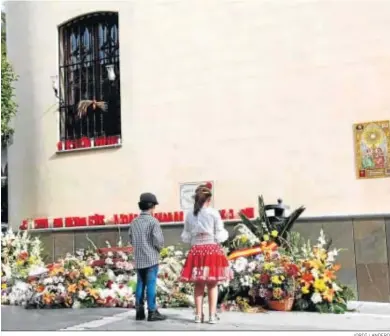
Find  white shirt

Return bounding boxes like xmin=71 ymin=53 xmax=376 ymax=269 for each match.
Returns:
xmin=181 ymin=207 xmax=229 ymax=246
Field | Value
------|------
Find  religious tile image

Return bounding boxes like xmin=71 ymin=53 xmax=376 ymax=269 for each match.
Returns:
xmin=354 ymin=120 xmax=390 ymax=179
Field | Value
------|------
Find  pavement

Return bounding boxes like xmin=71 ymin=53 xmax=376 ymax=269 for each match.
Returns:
xmin=1 ymin=301 xmax=390 ymax=331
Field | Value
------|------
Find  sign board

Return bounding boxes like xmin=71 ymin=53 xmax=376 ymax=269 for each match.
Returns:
xmin=179 ymin=181 xmax=214 ymax=210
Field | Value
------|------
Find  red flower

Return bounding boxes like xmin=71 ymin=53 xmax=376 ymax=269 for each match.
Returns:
xmin=107 ymin=280 xmax=113 ymax=289
xmin=285 ymin=263 xmax=299 ymax=277
xmin=259 ymin=273 xmax=270 ymax=284
xmin=19 ymin=251 xmax=29 ymax=260
xmin=205 ymin=182 xmax=213 ymax=190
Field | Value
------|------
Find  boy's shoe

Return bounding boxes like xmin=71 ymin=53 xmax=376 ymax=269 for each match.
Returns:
xmin=135 ymin=306 xmax=146 ymax=321
xmin=148 ymin=310 xmax=167 ymax=322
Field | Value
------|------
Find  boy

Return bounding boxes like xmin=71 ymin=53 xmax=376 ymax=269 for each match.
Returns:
xmin=129 ymin=192 xmax=167 ymax=322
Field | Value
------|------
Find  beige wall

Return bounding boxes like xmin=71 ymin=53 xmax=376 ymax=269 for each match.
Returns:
xmin=6 ymin=0 xmax=390 ymax=228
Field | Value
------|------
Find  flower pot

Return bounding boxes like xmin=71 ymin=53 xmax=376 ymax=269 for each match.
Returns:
xmin=267 ymin=297 xmax=294 ymax=311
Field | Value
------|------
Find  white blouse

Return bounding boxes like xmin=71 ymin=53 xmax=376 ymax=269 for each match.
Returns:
xmin=181 ymin=207 xmax=229 ymax=246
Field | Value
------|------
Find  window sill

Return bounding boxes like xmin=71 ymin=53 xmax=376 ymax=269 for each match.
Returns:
xmin=56 ymin=143 xmax=122 ymax=154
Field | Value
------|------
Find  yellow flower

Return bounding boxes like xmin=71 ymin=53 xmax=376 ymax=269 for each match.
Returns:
xmin=263 ymin=262 xmax=275 ymax=271
xmin=240 ymin=235 xmax=248 ymax=243
xmin=313 ymin=279 xmax=327 ymax=292
xmin=271 ymin=276 xmax=282 ymax=285
xmin=263 ymin=234 xmax=270 ymax=241
xmin=28 ymin=256 xmax=37 ymax=264
xmin=301 ymin=286 xmax=310 ymax=294
xmin=83 ymin=266 xmax=94 ymax=277
xmin=271 ymin=230 xmax=278 ymax=238
xmin=308 ymin=259 xmax=322 ymax=270
xmin=160 ymin=248 xmax=169 ymax=258
xmin=1 ymin=283 xmax=7 ymax=290
xmin=16 ymin=259 xmax=24 ymax=266
xmin=280 ymin=275 xmax=285 ymax=280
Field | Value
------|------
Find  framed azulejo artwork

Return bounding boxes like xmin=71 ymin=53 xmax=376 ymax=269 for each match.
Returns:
xmin=179 ymin=181 xmax=214 ymax=210
xmin=353 ymin=120 xmax=390 ymax=179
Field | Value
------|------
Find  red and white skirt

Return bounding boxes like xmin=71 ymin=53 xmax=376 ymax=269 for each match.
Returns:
xmin=180 ymin=244 xmax=232 ymax=283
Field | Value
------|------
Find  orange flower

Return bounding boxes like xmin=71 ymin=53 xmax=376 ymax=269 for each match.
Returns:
xmin=50 ymin=266 xmax=65 ymax=277
xmin=43 ymin=292 xmax=54 ymax=304
xmin=69 ymin=271 xmax=80 ymax=280
xmin=301 ymin=272 xmax=314 ymax=286
xmin=333 ymin=264 xmax=341 ymax=272
xmin=78 ymin=279 xmax=90 ymax=288
xmin=68 ymin=284 xmax=77 ymax=293
xmin=65 ymin=295 xmax=73 ymax=307
xmin=323 ymin=288 xmax=335 ymax=302
xmin=36 ymin=285 xmax=45 ymax=293
xmin=87 ymin=288 xmax=99 ymax=300
xmin=324 ymin=270 xmax=336 ymax=281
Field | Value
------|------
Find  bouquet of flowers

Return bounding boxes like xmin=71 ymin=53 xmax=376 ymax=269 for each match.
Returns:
xmin=254 ymin=254 xmax=299 ymax=310
xmin=294 ymin=230 xmax=355 ymax=313
xmin=157 ymin=246 xmax=193 ymax=307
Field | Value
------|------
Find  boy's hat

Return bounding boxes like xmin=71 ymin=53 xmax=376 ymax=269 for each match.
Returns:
xmin=139 ymin=192 xmax=159 ymax=205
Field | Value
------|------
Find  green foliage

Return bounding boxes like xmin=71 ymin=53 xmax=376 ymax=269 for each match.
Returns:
xmin=1 ymin=11 xmax=18 ymax=146
xmin=238 ymin=195 xmax=306 ymax=247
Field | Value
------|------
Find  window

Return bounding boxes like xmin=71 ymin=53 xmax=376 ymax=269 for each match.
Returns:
xmin=58 ymin=12 xmax=121 ymax=150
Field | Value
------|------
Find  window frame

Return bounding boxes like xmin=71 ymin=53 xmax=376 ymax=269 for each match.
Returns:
xmin=56 ymin=11 xmax=122 ymax=153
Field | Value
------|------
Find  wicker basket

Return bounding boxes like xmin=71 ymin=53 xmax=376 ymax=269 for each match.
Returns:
xmin=267 ymin=297 xmax=294 ymax=311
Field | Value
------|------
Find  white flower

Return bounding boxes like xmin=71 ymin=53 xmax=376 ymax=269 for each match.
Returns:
xmin=116 ymin=274 xmax=126 ymax=283
xmin=317 ymin=230 xmax=326 ymax=246
xmin=233 ymin=257 xmax=248 ymax=273
xmin=78 ymin=290 xmax=87 ymax=300
xmin=247 ymin=262 xmax=256 ymax=272
xmin=311 ymin=268 xmax=319 ymax=278
xmin=88 ymin=276 xmax=97 ymax=283
xmin=332 ymin=282 xmax=342 ymax=292
xmin=57 ymin=284 xmax=65 ymax=293
xmin=327 ymin=248 xmax=339 ymax=262
xmin=174 ymin=251 xmax=183 ymax=257
xmin=311 ymin=292 xmax=322 ymax=304
xmin=105 ymin=258 xmax=114 ymax=265
xmin=107 ymin=251 xmax=114 ymax=258
xmin=107 ymin=269 xmax=116 ymax=281
xmin=72 ymin=300 xmax=81 ymax=309
xmin=43 ymin=278 xmax=53 ymax=285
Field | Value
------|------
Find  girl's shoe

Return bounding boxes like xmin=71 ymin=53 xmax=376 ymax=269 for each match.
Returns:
xmin=209 ymin=314 xmax=219 ymax=324
xmin=194 ymin=314 xmax=204 ymax=323
xmin=195 ymin=314 xmax=204 ymax=323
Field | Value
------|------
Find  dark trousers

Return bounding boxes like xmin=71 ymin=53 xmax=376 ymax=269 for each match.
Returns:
xmin=135 ymin=264 xmax=158 ymax=311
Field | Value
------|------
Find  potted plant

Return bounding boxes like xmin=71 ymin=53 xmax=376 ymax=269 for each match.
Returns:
xmin=256 ymin=257 xmax=299 ymax=311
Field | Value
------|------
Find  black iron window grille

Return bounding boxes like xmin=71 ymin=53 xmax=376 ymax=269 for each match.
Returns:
xmin=58 ymin=12 xmax=121 ymax=148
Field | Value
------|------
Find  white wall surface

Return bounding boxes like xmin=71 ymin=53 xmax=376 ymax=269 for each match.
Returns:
xmin=5 ymin=0 xmax=390 ymax=228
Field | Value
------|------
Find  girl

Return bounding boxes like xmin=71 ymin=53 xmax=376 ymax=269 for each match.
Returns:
xmin=180 ymin=185 xmax=231 ymax=324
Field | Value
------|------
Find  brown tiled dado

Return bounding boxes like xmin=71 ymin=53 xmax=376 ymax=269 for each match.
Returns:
xmin=353 ymin=219 xmax=387 ymax=264
xmin=86 ymin=230 xmax=119 ymax=248
xmin=356 ymin=263 xmax=390 ymax=302
xmin=54 ymin=232 xmax=75 ymax=261
xmin=322 ymin=220 xmax=357 ymax=296
xmin=31 ymin=232 xmax=54 ymax=263
xmin=292 ymin=222 xmax=323 ymax=244
xmin=322 ymin=220 xmax=356 ymax=269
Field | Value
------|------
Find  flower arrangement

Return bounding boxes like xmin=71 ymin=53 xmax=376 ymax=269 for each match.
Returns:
xmin=1 ymin=200 xmax=356 ymax=315
xmin=157 ymin=246 xmax=194 ymax=307
xmin=254 ymin=254 xmax=299 ymax=311
xmin=293 ymin=230 xmax=354 ymax=314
